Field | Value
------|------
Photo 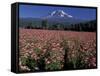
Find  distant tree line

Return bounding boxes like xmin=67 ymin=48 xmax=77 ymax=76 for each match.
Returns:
xmin=24 ymin=19 xmax=96 ymax=32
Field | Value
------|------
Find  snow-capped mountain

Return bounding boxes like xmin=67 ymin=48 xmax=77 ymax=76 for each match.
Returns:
xmin=43 ymin=10 xmax=85 ymax=25
xmin=51 ymin=10 xmax=72 ymax=18
xmin=48 ymin=10 xmax=73 ymax=18
xmin=19 ymin=10 xmax=86 ymax=28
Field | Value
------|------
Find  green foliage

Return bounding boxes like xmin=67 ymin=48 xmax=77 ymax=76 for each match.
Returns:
xmin=42 ymin=19 xmax=48 ymax=29
xmin=46 ymin=61 xmax=61 ymax=70
xmin=21 ymin=57 xmax=28 ymax=66
xmin=34 ymin=48 xmax=41 ymax=55
xmin=26 ymin=57 xmax=37 ymax=71
xmin=21 ymin=56 xmax=37 ymax=71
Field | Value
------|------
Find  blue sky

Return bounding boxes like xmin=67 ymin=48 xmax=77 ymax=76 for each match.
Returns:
xmin=19 ymin=4 xmax=96 ymax=20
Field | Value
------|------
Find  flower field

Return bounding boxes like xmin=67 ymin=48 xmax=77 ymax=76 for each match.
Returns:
xmin=19 ymin=28 xmax=97 ymax=72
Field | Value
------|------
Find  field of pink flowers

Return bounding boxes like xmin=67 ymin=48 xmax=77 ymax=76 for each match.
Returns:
xmin=19 ymin=28 xmax=96 ymax=72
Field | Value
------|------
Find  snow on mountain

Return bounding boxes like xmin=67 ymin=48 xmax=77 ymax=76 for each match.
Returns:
xmin=47 ymin=10 xmax=73 ymax=18
xmin=19 ymin=10 xmax=86 ymax=28
xmin=42 ymin=10 xmax=86 ymax=25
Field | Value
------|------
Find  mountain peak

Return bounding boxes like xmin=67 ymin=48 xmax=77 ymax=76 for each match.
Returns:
xmin=50 ymin=10 xmax=73 ymax=18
